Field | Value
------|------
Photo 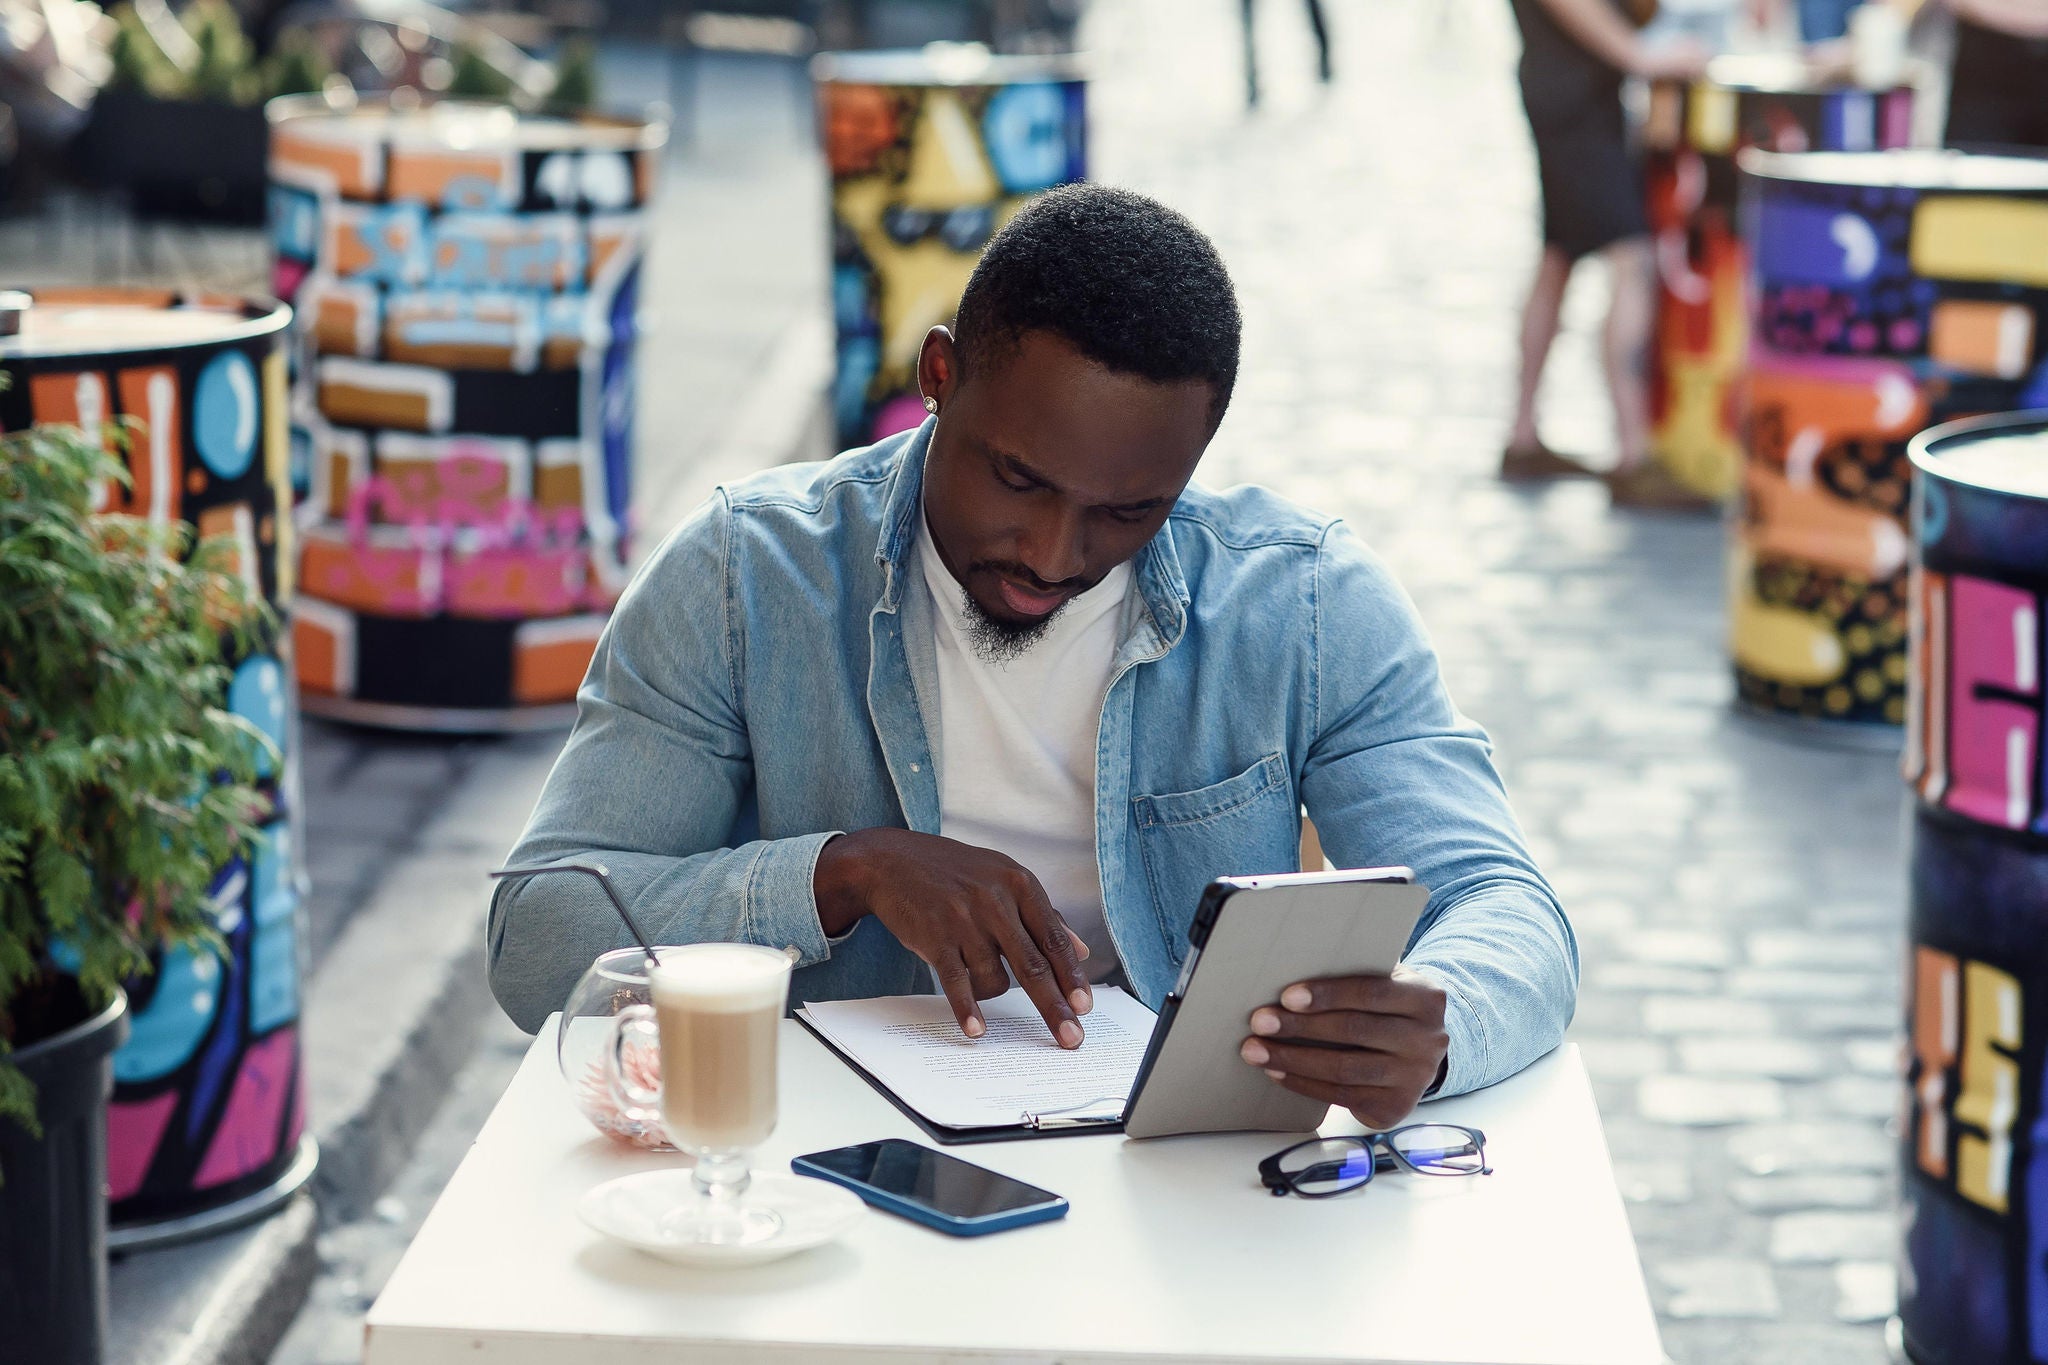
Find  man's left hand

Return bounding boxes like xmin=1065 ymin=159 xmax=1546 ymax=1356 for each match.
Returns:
xmin=1238 ymin=967 xmax=1450 ymax=1130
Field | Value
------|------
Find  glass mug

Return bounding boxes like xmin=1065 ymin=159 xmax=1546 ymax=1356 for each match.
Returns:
xmin=605 ymin=943 xmax=795 ymax=1246
xmin=559 ymin=947 xmax=675 ymax=1149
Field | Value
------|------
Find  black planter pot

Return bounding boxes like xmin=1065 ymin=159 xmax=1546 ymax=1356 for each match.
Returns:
xmin=73 ymin=90 xmax=269 ymax=224
xmin=0 ymin=992 xmax=130 ymax=1365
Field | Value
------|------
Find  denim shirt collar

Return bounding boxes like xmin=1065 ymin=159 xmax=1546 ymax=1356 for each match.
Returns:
xmin=870 ymin=417 xmax=1192 ymax=652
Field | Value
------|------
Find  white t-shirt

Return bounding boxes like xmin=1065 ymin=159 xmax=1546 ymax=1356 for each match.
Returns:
xmin=917 ymin=508 xmax=1131 ymax=983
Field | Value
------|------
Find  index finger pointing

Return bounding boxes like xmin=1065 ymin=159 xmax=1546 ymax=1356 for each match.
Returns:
xmin=990 ymin=882 xmax=1084 ymax=1050
xmin=1011 ymin=874 xmax=1093 ymax=1017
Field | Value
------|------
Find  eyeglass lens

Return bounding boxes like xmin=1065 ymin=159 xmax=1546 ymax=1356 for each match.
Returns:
xmin=1386 ymin=1124 xmax=1486 ymax=1175
xmin=1275 ymin=1138 xmax=1379 ymax=1196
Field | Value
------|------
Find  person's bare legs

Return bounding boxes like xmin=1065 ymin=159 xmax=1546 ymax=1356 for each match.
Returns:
xmin=1500 ymin=243 xmax=1590 ymax=480
xmin=1601 ymin=234 xmax=1712 ymax=507
xmin=1508 ymin=244 xmax=1571 ymax=453
xmin=1305 ymin=0 xmax=1332 ymax=82
xmin=1242 ymin=0 xmax=1259 ymax=106
xmin=1600 ymin=234 xmax=1656 ymax=472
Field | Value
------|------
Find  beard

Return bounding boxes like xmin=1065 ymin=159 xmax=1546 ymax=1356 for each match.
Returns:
xmin=960 ymin=584 xmax=1068 ymax=664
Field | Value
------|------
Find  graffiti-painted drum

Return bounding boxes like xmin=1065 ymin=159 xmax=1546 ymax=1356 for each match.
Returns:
xmin=814 ymin=46 xmax=1086 ymax=450
xmin=267 ymin=97 xmax=667 ymax=731
xmin=1732 ymin=149 xmax=2048 ymax=734
xmin=1901 ymin=413 xmax=2048 ymax=1364
xmin=0 ymin=289 xmax=314 ymax=1244
xmin=1645 ymin=56 xmax=1915 ymax=499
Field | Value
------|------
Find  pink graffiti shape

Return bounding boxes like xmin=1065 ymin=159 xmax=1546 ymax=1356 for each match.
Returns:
xmin=311 ymin=532 xmax=442 ymax=615
xmin=445 ymin=544 xmax=585 ymax=617
xmin=434 ymin=448 xmax=516 ymax=530
xmin=350 ymin=468 xmax=584 ymax=554
xmin=273 ymin=259 xmax=310 ymax=304
xmin=1882 ymin=91 xmax=1914 ymax=148
xmin=192 ymin=1028 xmax=297 ymax=1190
xmin=1946 ymin=574 xmax=2042 ymax=832
xmin=871 ymin=392 xmax=932 ymax=444
xmin=105 ymin=1091 xmax=180 ymax=1203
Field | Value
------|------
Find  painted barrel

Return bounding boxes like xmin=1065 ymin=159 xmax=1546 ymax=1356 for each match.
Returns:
xmin=1901 ymin=412 xmax=2048 ymax=1363
xmin=815 ymin=46 xmax=1086 ymax=451
xmin=0 ymin=289 xmax=313 ymax=1244
xmin=1732 ymin=149 xmax=2048 ymax=733
xmin=1645 ymin=55 xmax=1915 ymax=499
xmin=267 ymin=97 xmax=667 ymax=731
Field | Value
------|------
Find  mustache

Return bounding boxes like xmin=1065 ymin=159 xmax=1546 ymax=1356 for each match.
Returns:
xmin=969 ymin=560 xmax=1091 ymax=595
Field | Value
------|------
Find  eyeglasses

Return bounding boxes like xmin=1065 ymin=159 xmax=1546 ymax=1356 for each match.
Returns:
xmin=1258 ymin=1124 xmax=1491 ymax=1198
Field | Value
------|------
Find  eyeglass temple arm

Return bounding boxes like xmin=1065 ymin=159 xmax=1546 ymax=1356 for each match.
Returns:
xmin=489 ymin=861 xmax=661 ymax=973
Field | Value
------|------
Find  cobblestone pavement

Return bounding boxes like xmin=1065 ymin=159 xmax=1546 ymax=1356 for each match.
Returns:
xmin=281 ymin=4 xmax=1904 ymax=1362
xmin=1095 ymin=1 xmax=1903 ymax=1360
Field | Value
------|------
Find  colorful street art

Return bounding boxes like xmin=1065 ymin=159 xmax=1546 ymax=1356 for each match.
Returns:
xmin=0 ymin=290 xmax=309 ymax=1230
xmin=1644 ymin=58 xmax=1913 ymax=499
xmin=816 ymin=51 xmax=1086 ymax=450
xmin=1898 ymin=415 xmax=2048 ymax=1365
xmin=1732 ymin=149 xmax=2048 ymax=729
xmin=269 ymin=98 xmax=665 ymax=725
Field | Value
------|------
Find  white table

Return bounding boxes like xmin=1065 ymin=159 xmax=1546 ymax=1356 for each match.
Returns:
xmin=363 ymin=1019 xmax=1664 ymax=1365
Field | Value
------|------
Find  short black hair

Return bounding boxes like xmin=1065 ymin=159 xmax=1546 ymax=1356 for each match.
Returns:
xmin=952 ymin=184 xmax=1241 ymax=428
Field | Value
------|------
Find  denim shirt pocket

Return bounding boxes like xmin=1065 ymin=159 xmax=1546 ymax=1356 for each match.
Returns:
xmin=1130 ymin=752 xmax=1301 ymax=957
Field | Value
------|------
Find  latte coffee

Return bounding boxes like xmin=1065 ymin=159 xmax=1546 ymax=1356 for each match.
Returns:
xmin=651 ymin=944 xmax=790 ymax=1152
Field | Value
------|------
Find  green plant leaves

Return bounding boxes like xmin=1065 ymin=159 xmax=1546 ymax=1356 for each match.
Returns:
xmin=0 ymin=419 xmax=273 ymax=1144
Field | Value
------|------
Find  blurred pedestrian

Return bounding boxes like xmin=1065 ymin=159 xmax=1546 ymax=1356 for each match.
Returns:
xmin=1242 ymin=0 xmax=1332 ymax=107
xmin=1792 ymin=0 xmax=1865 ymax=39
xmin=1501 ymin=0 xmax=1713 ymax=509
xmin=1938 ymin=0 xmax=2048 ymax=149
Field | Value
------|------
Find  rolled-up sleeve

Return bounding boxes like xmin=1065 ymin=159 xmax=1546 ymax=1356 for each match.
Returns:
xmin=1297 ymin=522 xmax=1578 ymax=1097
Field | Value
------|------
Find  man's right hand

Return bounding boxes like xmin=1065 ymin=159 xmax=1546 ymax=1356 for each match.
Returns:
xmin=813 ymin=828 xmax=1093 ymax=1048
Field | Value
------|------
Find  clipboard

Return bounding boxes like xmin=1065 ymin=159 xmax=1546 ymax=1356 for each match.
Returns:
xmin=793 ymin=866 xmax=1424 ymax=1144
xmin=793 ymin=1012 xmax=1126 ymax=1145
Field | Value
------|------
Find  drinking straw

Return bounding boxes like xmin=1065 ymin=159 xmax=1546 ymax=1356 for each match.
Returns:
xmin=489 ymin=862 xmax=662 ymax=974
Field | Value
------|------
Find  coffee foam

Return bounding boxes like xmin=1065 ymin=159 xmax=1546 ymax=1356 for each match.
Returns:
xmin=651 ymin=944 xmax=790 ymax=1012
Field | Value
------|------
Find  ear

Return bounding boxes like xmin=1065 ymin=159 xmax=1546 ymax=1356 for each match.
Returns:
xmin=916 ymin=326 xmax=959 ymax=411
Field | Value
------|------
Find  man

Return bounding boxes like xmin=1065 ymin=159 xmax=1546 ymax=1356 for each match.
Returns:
xmin=491 ymin=185 xmax=1576 ymax=1125
xmin=1501 ymin=0 xmax=1709 ymax=509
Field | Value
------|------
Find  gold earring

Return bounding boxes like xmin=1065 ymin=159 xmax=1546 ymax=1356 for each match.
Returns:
xmin=923 ymin=395 xmax=938 ymax=415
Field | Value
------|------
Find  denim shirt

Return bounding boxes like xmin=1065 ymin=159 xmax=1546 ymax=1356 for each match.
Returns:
xmin=488 ymin=422 xmax=1578 ymax=1098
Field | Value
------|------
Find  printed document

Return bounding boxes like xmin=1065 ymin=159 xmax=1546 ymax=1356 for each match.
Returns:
xmin=797 ymin=987 xmax=1158 ymax=1130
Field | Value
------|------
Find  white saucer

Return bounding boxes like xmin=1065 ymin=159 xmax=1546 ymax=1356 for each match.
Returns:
xmin=578 ymin=1169 xmax=865 ymax=1268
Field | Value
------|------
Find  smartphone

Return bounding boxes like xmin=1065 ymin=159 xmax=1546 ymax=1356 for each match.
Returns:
xmin=790 ymin=1138 xmax=1069 ymax=1236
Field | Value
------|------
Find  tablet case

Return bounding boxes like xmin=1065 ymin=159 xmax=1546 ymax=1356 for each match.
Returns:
xmin=1121 ymin=869 xmax=1428 ymax=1140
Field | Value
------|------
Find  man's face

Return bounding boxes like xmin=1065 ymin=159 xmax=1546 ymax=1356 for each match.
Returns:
xmin=917 ymin=327 xmax=1214 ymax=638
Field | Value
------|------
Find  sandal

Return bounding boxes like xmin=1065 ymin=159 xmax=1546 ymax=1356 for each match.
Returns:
xmin=1500 ymin=442 xmax=1599 ymax=482
xmin=1603 ymin=462 xmax=1719 ymax=512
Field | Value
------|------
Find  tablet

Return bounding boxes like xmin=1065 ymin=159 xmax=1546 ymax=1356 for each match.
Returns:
xmin=1120 ymin=867 xmax=1427 ymax=1141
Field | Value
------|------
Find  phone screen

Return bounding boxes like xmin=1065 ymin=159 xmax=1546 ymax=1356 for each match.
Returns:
xmin=798 ymin=1139 xmax=1060 ymax=1219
